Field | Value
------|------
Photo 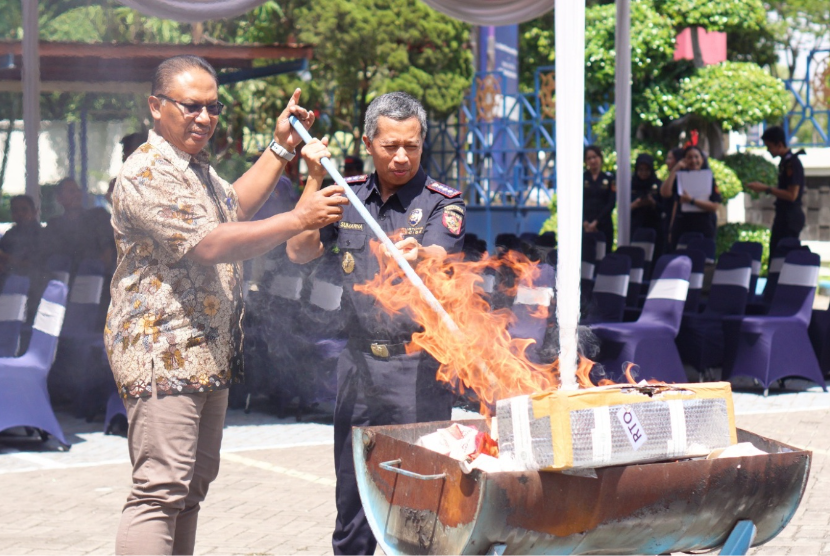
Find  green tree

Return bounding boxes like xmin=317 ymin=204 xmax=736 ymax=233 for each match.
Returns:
xmin=296 ymin=0 xmax=473 ymax=149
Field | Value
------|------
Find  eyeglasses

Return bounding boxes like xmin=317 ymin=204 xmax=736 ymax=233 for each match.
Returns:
xmin=156 ymin=94 xmax=224 ymax=117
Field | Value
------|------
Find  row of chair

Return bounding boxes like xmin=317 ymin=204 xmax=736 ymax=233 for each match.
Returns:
xmin=0 ymin=256 xmax=125 ymax=448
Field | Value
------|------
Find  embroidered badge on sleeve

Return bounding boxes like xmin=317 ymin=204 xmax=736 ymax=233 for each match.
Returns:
xmin=442 ymin=205 xmax=464 ymax=235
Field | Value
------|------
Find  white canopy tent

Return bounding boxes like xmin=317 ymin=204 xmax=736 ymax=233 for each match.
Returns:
xmin=19 ymin=0 xmax=632 ymax=383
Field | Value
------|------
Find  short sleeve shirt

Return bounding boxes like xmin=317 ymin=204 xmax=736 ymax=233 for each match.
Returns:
xmin=330 ymin=169 xmax=465 ymax=342
xmin=104 ymin=129 xmax=244 ymax=398
xmin=776 ymin=150 xmax=806 ymax=210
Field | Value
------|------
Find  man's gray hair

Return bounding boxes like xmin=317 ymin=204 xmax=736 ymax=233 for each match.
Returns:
xmin=364 ymin=92 xmax=427 ymax=142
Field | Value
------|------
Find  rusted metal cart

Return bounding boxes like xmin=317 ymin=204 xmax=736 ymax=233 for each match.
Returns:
xmin=354 ymin=419 xmax=810 ymax=555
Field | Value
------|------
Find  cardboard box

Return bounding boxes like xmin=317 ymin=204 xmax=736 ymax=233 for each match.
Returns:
xmin=496 ymin=382 xmax=737 ymax=472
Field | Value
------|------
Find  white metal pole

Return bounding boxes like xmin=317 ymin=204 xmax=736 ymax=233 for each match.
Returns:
xmin=615 ymin=0 xmax=632 ymax=246
xmin=555 ymin=0 xmax=586 ymax=389
xmin=22 ymin=0 xmax=40 ymax=212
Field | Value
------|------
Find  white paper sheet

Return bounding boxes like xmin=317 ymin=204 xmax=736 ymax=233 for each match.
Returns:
xmin=677 ymin=170 xmax=713 ymax=213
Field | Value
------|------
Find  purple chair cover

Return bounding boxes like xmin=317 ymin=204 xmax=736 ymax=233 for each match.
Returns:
xmin=722 ymin=250 xmax=827 ymax=391
xmin=508 ymin=263 xmax=555 ymax=362
xmin=687 ymin=237 xmax=716 ymax=264
xmin=581 ymin=234 xmax=598 ymax=311
xmin=614 ymin=246 xmax=646 ymax=308
xmin=103 ymin=388 xmax=127 ymax=435
xmin=582 ymin=253 xmax=631 ymax=324
xmin=584 ymin=231 xmax=607 ymax=261
xmin=763 ymin=238 xmax=802 ymax=304
xmin=809 ymin=308 xmax=830 ymax=375
xmin=675 ymin=231 xmax=703 ymax=252
xmin=0 ymin=280 xmax=69 ymax=446
xmin=676 ymin=252 xmax=752 ymax=372
xmin=589 ymin=255 xmax=691 ymax=383
xmin=631 ymin=228 xmax=657 ymax=282
xmin=53 ymin=259 xmax=110 ymax=417
xmin=45 ymin=254 xmax=72 ymax=285
xmin=675 ymin=248 xmax=705 ymax=313
xmin=0 ymin=274 xmax=30 ymax=357
xmin=730 ymin=241 xmax=763 ymax=299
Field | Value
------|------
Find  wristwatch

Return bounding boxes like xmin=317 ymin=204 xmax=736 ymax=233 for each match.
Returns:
xmin=268 ymin=139 xmax=295 ymax=162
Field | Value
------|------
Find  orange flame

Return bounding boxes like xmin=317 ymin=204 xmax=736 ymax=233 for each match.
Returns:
xmin=354 ymin=240 xmax=655 ymax=415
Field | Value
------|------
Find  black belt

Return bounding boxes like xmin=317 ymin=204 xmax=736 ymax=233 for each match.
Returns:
xmin=352 ymin=338 xmax=413 ymax=358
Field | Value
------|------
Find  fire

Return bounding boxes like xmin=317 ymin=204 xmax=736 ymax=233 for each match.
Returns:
xmin=354 ymin=241 xmax=642 ymax=415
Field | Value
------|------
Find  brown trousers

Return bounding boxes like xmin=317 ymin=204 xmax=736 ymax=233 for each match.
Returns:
xmin=116 ymin=387 xmax=228 ymax=555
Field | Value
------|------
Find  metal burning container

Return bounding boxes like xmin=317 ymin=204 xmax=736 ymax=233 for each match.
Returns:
xmin=354 ymin=419 xmax=810 ymax=555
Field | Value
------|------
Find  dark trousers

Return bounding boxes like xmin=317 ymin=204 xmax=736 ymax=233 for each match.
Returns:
xmin=770 ymin=209 xmax=805 ymax=256
xmin=332 ymin=343 xmax=453 ymax=555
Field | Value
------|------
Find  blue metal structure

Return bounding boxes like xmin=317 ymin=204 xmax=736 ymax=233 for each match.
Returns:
xmin=782 ymin=49 xmax=830 ymax=148
xmin=423 ymin=66 xmax=607 ymax=248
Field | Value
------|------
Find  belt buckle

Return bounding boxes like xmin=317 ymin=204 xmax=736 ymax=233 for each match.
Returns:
xmin=370 ymin=343 xmax=389 ymax=358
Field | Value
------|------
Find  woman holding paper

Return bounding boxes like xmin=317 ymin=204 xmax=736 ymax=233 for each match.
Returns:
xmin=582 ymin=145 xmax=616 ymax=245
xmin=660 ymin=146 xmax=721 ymax=249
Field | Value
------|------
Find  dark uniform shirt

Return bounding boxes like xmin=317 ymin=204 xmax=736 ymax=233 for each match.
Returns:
xmin=671 ymin=171 xmax=722 ymax=242
xmin=583 ymin=170 xmax=616 ymax=224
xmin=329 ymin=168 xmax=465 ymax=343
xmin=0 ymin=221 xmax=42 ymax=274
xmin=775 ymin=150 xmax=806 ymax=212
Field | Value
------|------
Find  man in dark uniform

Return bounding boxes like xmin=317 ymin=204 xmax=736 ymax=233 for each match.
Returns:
xmin=746 ymin=126 xmax=806 ymax=254
xmin=287 ymin=92 xmax=465 ymax=556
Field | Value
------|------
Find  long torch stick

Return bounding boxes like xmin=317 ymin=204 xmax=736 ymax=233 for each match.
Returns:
xmin=288 ymin=115 xmax=460 ymax=334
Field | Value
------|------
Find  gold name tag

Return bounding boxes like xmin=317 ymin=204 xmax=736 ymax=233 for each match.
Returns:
xmin=340 ymin=222 xmax=364 ymax=231
xmin=404 ymin=227 xmax=424 ymax=235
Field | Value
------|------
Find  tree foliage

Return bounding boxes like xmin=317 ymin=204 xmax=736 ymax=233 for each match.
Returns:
xmin=655 ymin=0 xmax=768 ymax=33
xmin=297 ymin=0 xmax=472 ymax=138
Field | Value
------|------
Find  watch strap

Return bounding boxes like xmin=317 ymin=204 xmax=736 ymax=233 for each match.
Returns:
xmin=269 ymin=139 xmax=295 ymax=162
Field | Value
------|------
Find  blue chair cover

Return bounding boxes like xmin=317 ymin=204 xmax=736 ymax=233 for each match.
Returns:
xmin=582 ymin=254 xmax=631 ymax=324
xmin=675 ymin=231 xmax=703 ymax=252
xmin=614 ymin=246 xmax=646 ymax=309
xmin=631 ymin=228 xmax=657 ymax=282
xmin=676 ymin=252 xmax=752 ymax=372
xmin=675 ymin=249 xmax=705 ymax=313
xmin=589 ymin=254 xmax=691 ymax=382
xmin=729 ymin=241 xmax=763 ymax=300
xmin=0 ymin=280 xmax=69 ymax=446
xmin=508 ymin=263 xmax=555 ymax=362
xmin=722 ymin=250 xmax=827 ymax=391
xmin=0 ymin=274 xmax=30 ymax=357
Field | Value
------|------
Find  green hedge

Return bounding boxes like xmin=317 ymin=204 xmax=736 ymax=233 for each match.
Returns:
xmin=722 ymin=152 xmax=778 ymax=199
xmin=716 ymin=222 xmax=771 ymax=275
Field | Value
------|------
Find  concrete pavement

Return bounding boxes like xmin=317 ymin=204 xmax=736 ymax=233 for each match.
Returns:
xmin=1 ymin=386 xmax=830 ymax=555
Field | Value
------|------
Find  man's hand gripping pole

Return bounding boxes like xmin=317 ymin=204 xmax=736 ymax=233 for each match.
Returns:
xmin=288 ymin=115 xmax=459 ymax=334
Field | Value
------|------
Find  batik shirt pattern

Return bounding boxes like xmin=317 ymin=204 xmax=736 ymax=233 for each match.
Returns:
xmin=104 ymin=130 xmax=244 ymax=398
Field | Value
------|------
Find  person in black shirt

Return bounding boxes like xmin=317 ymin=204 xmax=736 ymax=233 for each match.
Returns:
xmin=582 ymin=145 xmax=616 ymax=244
xmin=746 ymin=126 xmax=806 ymax=254
xmin=287 ymin=92 xmax=464 ymax=556
xmin=0 ymin=195 xmax=42 ymax=278
xmin=660 ymin=145 xmax=721 ymax=248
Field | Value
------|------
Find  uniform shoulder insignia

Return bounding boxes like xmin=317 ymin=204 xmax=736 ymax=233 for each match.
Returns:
xmin=344 ymin=174 xmax=369 ymax=185
xmin=426 ymin=181 xmax=461 ymax=198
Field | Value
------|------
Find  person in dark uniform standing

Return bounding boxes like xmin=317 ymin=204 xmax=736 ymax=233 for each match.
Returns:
xmin=746 ymin=126 xmax=806 ymax=254
xmin=660 ymin=145 xmax=722 ymax=249
xmin=287 ymin=92 xmax=465 ymax=556
xmin=582 ymin=145 xmax=616 ymax=244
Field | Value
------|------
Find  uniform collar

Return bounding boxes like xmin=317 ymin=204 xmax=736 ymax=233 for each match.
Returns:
xmin=148 ymin=129 xmax=211 ymax=173
xmin=783 ymin=150 xmax=793 ymax=161
xmin=363 ymin=167 xmax=427 ymax=206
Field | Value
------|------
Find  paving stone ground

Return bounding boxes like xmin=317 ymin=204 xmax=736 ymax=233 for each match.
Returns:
xmin=1 ymin=386 xmax=829 ymax=555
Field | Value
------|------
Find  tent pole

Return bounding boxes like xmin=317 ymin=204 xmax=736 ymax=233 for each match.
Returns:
xmin=22 ymin=0 xmax=40 ymax=213
xmin=555 ymin=0 xmax=586 ymax=389
xmin=615 ymin=0 xmax=632 ymax=246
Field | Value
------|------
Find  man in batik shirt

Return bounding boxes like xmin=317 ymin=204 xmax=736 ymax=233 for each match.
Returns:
xmin=105 ymin=55 xmax=347 ymax=555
